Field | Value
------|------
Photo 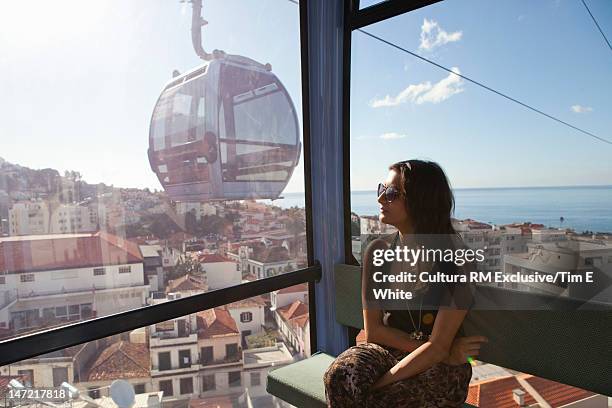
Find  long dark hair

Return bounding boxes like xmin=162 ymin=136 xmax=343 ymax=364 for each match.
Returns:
xmin=389 ymin=159 xmax=456 ymax=236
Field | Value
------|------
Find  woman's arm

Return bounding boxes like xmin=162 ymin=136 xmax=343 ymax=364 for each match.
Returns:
xmin=361 ymin=237 xmax=425 ymax=352
xmin=370 ymin=307 xmax=467 ymax=390
xmin=363 ymin=308 xmax=426 ymax=352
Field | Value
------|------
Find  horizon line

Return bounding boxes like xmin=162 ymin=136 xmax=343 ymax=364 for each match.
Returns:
xmin=281 ymin=183 xmax=612 ymax=195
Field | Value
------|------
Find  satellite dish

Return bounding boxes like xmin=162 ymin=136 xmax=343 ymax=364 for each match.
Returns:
xmin=110 ymin=380 xmax=135 ymax=408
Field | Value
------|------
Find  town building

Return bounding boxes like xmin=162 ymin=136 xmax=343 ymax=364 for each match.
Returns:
xmin=81 ymin=340 xmax=152 ymax=398
xmin=0 ymin=232 xmax=148 ymax=337
xmin=198 ymin=254 xmax=240 ymax=290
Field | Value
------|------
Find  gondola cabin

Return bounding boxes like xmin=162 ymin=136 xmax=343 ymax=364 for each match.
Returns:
xmin=149 ymin=54 xmax=301 ymax=202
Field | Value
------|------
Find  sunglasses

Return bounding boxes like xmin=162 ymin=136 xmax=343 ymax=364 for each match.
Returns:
xmin=377 ymin=161 xmax=411 ymax=202
xmin=377 ymin=183 xmax=401 ymax=202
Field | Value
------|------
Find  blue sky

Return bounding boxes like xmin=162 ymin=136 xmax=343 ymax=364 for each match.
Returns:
xmin=351 ymin=0 xmax=612 ymax=190
xmin=0 ymin=0 xmax=610 ymax=194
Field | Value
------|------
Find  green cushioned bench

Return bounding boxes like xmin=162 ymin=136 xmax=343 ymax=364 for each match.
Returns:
xmin=267 ymin=264 xmax=612 ymax=407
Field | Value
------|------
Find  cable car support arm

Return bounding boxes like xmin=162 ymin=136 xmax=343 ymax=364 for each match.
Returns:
xmin=190 ymin=0 xmax=213 ymax=61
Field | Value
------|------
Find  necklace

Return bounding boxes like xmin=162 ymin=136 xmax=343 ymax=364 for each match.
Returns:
xmin=407 ymin=294 xmax=425 ymax=340
xmin=395 ymin=232 xmax=427 ymax=341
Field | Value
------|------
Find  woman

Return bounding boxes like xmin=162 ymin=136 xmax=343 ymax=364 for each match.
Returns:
xmin=324 ymin=159 xmax=488 ymax=407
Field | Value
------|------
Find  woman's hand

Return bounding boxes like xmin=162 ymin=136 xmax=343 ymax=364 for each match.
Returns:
xmin=444 ymin=336 xmax=488 ymax=365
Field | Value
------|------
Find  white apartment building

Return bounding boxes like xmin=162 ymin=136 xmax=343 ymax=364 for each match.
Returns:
xmin=196 ymin=307 xmax=243 ymax=399
xmin=0 ymin=340 xmax=99 ymax=388
xmin=225 ymin=297 xmax=267 ymax=347
xmin=245 ymin=246 xmax=293 ymax=280
xmin=198 ymin=254 xmax=241 ymax=290
xmin=148 ymin=306 xmax=248 ymax=404
xmin=453 ymin=219 xmax=539 ymax=272
xmin=503 ymin=238 xmax=612 ymax=302
xmin=49 ymin=203 xmax=99 ymax=234
xmin=150 ymin=314 xmax=201 ymax=403
xmin=175 ymin=202 xmax=217 ymax=221
xmin=274 ymin=300 xmax=310 ymax=357
xmin=270 ymin=283 xmax=308 ymax=312
xmin=242 ymin=343 xmax=294 ymax=403
xmin=8 ymin=201 xmax=49 ymax=236
xmin=9 ymin=201 xmax=108 ymax=236
xmin=0 ymin=232 xmax=148 ymax=335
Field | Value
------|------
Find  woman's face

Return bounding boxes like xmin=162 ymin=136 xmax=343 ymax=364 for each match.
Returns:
xmin=378 ymin=169 xmax=410 ymax=227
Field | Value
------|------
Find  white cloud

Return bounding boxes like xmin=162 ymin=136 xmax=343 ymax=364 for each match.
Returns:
xmin=419 ymin=18 xmax=462 ymax=51
xmin=369 ymin=82 xmax=432 ymax=107
xmin=369 ymin=67 xmax=464 ymax=108
xmin=571 ymin=105 xmax=593 ymax=113
xmin=379 ymin=132 xmax=407 ymax=140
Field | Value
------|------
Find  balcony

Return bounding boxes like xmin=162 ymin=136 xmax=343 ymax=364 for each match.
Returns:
xmin=150 ymin=362 xmax=201 ymax=377
xmin=200 ymin=352 xmax=242 ymax=368
xmin=243 ymin=343 xmax=293 ymax=369
xmin=150 ymin=332 xmax=198 ymax=347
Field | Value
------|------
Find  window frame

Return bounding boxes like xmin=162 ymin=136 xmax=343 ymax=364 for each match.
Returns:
xmin=228 ymin=371 xmax=241 ymax=388
xmin=0 ymin=0 xmax=350 ymax=367
xmin=202 ymin=373 xmax=215 ymax=392
xmin=0 ymin=260 xmax=320 ymax=366
xmin=158 ymin=380 xmax=173 ymax=397
xmin=158 ymin=351 xmax=172 ymax=371
xmin=179 ymin=377 xmax=194 ymax=395
xmin=341 ymin=0 xmax=442 ymax=267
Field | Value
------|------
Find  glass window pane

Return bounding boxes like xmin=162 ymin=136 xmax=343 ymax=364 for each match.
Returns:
xmin=350 ymin=0 xmax=612 ymax=400
xmin=359 ymin=0 xmax=389 ymax=9
xmin=1 ymin=292 xmax=310 ymax=405
xmin=0 ymin=0 xmax=307 ymax=341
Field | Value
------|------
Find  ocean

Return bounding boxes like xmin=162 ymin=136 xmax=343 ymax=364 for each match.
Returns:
xmin=266 ymin=185 xmax=612 ymax=234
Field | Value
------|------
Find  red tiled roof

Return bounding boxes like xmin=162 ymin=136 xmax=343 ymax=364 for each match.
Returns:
xmin=277 ymin=283 xmax=308 ymax=294
xmin=525 ymin=375 xmax=594 ymax=407
xmin=250 ymin=246 xmax=290 ymax=263
xmin=199 ymin=254 xmax=233 ymax=263
xmin=289 ymin=314 xmax=309 ymax=329
xmin=196 ymin=308 xmax=239 ymax=339
xmin=167 ymin=274 xmax=206 ymax=293
xmin=277 ymin=300 xmax=308 ymax=321
xmin=227 ymin=239 xmax=265 ymax=252
xmin=462 ymin=219 xmax=492 ymax=229
xmin=466 ymin=377 xmax=536 ymax=408
xmin=225 ymin=295 xmax=267 ymax=309
xmin=86 ymin=341 xmax=150 ymax=381
xmin=0 ymin=232 xmax=143 ymax=274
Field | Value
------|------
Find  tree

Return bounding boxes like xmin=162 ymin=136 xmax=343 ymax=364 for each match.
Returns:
xmin=200 ymin=214 xmax=226 ymax=235
xmin=284 ymin=206 xmax=305 ymax=258
xmin=185 ymin=209 xmax=198 ymax=235
xmin=166 ymin=256 xmax=203 ymax=284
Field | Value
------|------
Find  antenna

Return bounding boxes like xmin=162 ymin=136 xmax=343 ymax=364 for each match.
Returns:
xmin=110 ymin=380 xmax=136 ymax=408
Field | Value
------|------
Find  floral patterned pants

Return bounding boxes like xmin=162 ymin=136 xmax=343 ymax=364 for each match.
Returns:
xmin=323 ymin=343 xmax=472 ymax=408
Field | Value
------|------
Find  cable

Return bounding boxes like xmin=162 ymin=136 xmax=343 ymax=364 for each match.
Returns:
xmin=284 ymin=0 xmax=610 ymax=145
xmin=356 ymin=28 xmax=611 ymax=145
xmin=581 ymin=0 xmax=612 ymax=53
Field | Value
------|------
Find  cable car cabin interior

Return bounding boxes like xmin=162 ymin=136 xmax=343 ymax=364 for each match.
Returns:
xmin=149 ymin=56 xmax=300 ymax=202
xmin=1 ymin=1 xmax=611 ymax=408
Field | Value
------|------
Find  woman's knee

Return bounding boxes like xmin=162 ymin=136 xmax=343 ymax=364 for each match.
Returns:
xmin=324 ymin=343 xmax=396 ymax=386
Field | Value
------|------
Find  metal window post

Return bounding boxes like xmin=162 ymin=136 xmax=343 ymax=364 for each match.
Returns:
xmin=305 ymin=0 xmax=351 ymax=356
